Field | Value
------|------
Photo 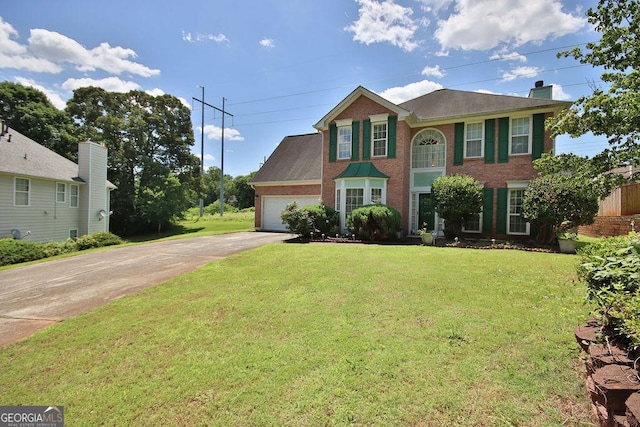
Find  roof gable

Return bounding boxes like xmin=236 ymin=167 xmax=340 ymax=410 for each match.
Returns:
xmin=314 ymin=86 xmax=410 ymax=130
xmin=0 ymin=127 xmax=83 ymax=182
xmin=251 ymin=133 xmax=322 ymax=185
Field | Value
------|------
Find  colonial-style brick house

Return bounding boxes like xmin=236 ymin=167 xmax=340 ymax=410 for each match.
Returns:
xmin=252 ymin=82 xmax=570 ymax=239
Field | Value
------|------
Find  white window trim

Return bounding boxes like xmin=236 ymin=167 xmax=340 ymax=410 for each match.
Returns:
xmin=464 ymin=122 xmax=484 ymax=158
xmin=411 ymin=128 xmax=447 ymax=170
xmin=69 ymin=229 xmax=79 ymax=239
xmin=70 ymin=184 xmax=79 ymax=208
xmin=14 ymin=177 xmax=30 ymax=207
xmin=509 ymin=116 xmax=532 ymax=156
xmin=506 ymin=181 xmax=530 ymax=235
xmin=56 ymin=182 xmax=66 ymax=203
xmin=370 ymin=114 xmax=389 ymax=158
xmin=335 ymin=178 xmax=388 ymax=232
xmin=336 ymin=119 xmax=353 ymax=160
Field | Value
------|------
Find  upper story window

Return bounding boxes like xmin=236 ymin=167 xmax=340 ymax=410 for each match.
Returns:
xmin=70 ymin=184 xmax=79 ymax=208
xmin=465 ymin=122 xmax=483 ymax=158
xmin=56 ymin=182 xmax=66 ymax=203
xmin=14 ymin=177 xmax=30 ymax=206
xmin=510 ymin=116 xmax=531 ymax=155
xmin=337 ymin=121 xmax=352 ymax=160
xmin=412 ymin=129 xmax=445 ymax=169
xmin=370 ymin=114 xmax=388 ymax=157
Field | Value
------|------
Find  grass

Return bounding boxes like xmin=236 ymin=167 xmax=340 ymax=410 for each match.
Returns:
xmin=0 ymin=243 xmax=594 ymax=426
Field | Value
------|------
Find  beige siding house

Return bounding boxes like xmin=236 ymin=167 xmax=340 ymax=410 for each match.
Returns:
xmin=0 ymin=123 xmax=115 ymax=243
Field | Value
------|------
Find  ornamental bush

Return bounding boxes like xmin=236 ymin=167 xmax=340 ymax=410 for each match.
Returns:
xmin=75 ymin=232 xmax=123 ymax=250
xmin=0 ymin=238 xmax=47 ymax=266
xmin=431 ymin=174 xmax=483 ymax=238
xmin=522 ymin=173 xmax=599 ymax=244
xmin=347 ymin=204 xmax=401 ymax=240
xmin=577 ymin=232 xmax=640 ymax=348
xmin=280 ymin=201 xmax=339 ymax=237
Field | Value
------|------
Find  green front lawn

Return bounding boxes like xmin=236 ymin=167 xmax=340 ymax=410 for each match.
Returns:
xmin=0 ymin=244 xmax=594 ymax=426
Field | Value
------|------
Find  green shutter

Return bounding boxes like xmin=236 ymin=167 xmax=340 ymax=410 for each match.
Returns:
xmin=362 ymin=119 xmax=371 ymax=160
xmin=351 ymin=121 xmax=360 ymax=161
xmin=454 ymin=122 xmax=464 ymax=165
xmin=532 ymin=113 xmax=545 ymax=160
xmin=498 ymin=117 xmax=509 ymax=163
xmin=482 ymin=188 xmax=494 ymax=233
xmin=484 ymin=119 xmax=495 ymax=164
xmin=387 ymin=116 xmax=397 ymax=159
xmin=496 ymin=188 xmax=508 ymax=234
xmin=329 ymin=123 xmax=337 ymax=163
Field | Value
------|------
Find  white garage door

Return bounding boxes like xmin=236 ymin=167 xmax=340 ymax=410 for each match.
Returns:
xmin=262 ymin=196 xmax=320 ymax=232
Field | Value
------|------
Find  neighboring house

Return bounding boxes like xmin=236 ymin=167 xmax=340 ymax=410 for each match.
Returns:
xmin=0 ymin=122 xmax=115 ymax=243
xmin=252 ymin=81 xmax=570 ymax=239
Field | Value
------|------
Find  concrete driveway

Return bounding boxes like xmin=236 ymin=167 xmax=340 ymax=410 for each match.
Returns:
xmin=0 ymin=231 xmax=291 ymax=346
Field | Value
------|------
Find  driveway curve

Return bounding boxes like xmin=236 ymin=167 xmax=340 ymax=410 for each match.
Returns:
xmin=0 ymin=231 xmax=291 ymax=346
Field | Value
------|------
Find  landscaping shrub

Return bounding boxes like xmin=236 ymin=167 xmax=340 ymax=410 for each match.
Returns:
xmin=0 ymin=238 xmax=47 ymax=266
xmin=204 ymin=200 xmax=238 ymax=215
xmin=74 ymin=232 xmax=124 ymax=250
xmin=347 ymin=204 xmax=401 ymax=240
xmin=281 ymin=201 xmax=339 ymax=237
xmin=577 ymin=232 xmax=640 ymax=348
xmin=431 ymin=174 xmax=483 ymax=239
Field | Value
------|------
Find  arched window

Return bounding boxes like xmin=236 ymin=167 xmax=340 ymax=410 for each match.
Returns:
xmin=412 ymin=129 xmax=445 ymax=169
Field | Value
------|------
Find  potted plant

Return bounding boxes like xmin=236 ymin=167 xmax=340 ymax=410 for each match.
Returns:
xmin=417 ymin=225 xmax=435 ymax=245
xmin=556 ymin=221 xmax=578 ymax=254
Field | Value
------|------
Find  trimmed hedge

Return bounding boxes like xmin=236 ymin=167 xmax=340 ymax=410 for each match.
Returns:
xmin=280 ymin=202 xmax=339 ymax=237
xmin=347 ymin=204 xmax=401 ymax=240
xmin=0 ymin=232 xmax=124 ymax=266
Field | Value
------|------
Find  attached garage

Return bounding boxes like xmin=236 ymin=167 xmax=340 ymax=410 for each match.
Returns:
xmin=261 ymin=195 xmax=321 ymax=231
xmin=251 ymin=133 xmax=323 ymax=232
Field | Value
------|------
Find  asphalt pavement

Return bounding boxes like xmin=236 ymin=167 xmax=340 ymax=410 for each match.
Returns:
xmin=0 ymin=231 xmax=291 ymax=346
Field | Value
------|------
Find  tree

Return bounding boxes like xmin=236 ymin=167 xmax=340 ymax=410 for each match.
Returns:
xmin=0 ymin=81 xmax=78 ymax=160
xmin=522 ymin=153 xmax=600 ymax=244
xmin=66 ymin=87 xmax=201 ymax=235
xmin=431 ymin=174 xmax=483 ymax=238
xmin=201 ymin=166 xmax=234 ymax=207
xmin=139 ymin=174 xmax=194 ymax=233
xmin=547 ymin=0 xmax=640 ymax=180
xmin=229 ymin=172 xmax=256 ymax=209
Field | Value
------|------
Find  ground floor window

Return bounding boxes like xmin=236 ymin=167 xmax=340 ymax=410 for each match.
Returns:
xmin=69 ymin=229 xmax=79 ymax=239
xmin=371 ymin=188 xmax=382 ymax=204
xmin=508 ymin=188 xmax=529 ymax=234
xmin=14 ymin=177 xmax=30 ymax=206
xmin=345 ymin=188 xmax=364 ymax=216
xmin=463 ymin=213 xmax=482 ymax=233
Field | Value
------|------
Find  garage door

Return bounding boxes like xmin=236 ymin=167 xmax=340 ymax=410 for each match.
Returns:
xmin=262 ymin=196 xmax=320 ymax=232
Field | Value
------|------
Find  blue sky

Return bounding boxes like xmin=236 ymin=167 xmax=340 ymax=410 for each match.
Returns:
xmin=1 ymin=0 xmax=606 ymax=177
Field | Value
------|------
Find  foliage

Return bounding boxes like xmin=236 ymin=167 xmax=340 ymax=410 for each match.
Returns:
xmin=73 ymin=232 xmax=124 ymax=251
xmin=522 ymin=173 xmax=599 ymax=244
xmin=65 ymin=87 xmax=201 ymax=236
xmin=228 ymin=172 xmax=256 ymax=210
xmin=547 ymin=0 xmax=640 ymax=182
xmin=577 ymin=233 xmax=640 ymax=348
xmin=0 ymin=238 xmax=47 ymax=266
xmin=431 ymin=174 xmax=483 ymax=238
xmin=347 ymin=204 xmax=401 ymax=240
xmin=280 ymin=201 xmax=338 ymax=237
xmin=139 ymin=174 xmax=194 ymax=233
xmin=0 ymin=81 xmax=78 ymax=161
xmin=0 ymin=232 xmax=123 ymax=266
xmin=204 ymin=200 xmax=238 ymax=216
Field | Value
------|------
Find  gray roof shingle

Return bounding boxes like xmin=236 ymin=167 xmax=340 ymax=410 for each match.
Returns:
xmin=252 ymin=133 xmax=322 ymax=184
xmin=399 ymin=88 xmax=570 ymax=121
xmin=0 ymin=127 xmax=84 ymax=182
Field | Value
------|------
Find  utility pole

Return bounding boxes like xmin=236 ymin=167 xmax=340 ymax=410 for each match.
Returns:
xmin=192 ymin=92 xmax=233 ymax=217
xmin=199 ymin=86 xmax=205 ymax=217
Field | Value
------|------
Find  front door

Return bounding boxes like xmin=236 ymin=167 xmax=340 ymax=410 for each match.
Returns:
xmin=418 ymin=193 xmax=436 ymax=231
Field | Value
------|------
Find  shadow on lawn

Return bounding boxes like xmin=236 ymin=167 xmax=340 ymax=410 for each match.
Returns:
xmin=126 ymin=224 xmax=206 ymax=243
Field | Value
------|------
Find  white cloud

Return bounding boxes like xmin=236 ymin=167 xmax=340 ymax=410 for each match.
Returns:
xmin=0 ymin=17 xmax=62 ymax=73
xmin=183 ymin=31 xmax=230 ymax=44
xmin=345 ymin=0 xmax=420 ymax=52
xmin=14 ymin=77 xmax=67 ymax=109
xmin=61 ymin=76 xmax=141 ymax=92
xmin=28 ymin=29 xmax=160 ymax=77
xmin=203 ymin=153 xmax=215 ymax=161
xmin=145 ymin=88 xmax=165 ymax=97
xmin=421 ymin=65 xmax=445 ymax=78
xmin=201 ymin=125 xmax=244 ymax=142
xmin=474 ymin=89 xmax=500 ymax=95
xmin=377 ymin=80 xmax=443 ymax=104
xmin=490 ymin=50 xmax=527 ymax=62
xmin=551 ymin=83 xmax=572 ymax=101
xmin=434 ymin=0 xmax=585 ymax=51
xmin=501 ymin=66 xmax=542 ymax=82
xmin=259 ymin=38 xmax=275 ymax=48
